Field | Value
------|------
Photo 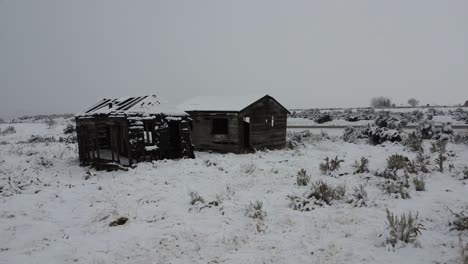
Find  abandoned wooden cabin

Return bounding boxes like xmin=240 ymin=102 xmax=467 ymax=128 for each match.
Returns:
xmin=75 ymin=95 xmax=194 ymax=168
xmin=179 ymin=95 xmax=289 ymax=153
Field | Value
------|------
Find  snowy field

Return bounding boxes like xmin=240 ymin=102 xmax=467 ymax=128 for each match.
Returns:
xmin=1 ymin=121 xmax=468 ymax=264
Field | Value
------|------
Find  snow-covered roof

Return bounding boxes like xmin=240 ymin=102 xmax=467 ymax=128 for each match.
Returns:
xmin=77 ymin=95 xmax=187 ymax=118
xmin=179 ymin=94 xmax=288 ymax=112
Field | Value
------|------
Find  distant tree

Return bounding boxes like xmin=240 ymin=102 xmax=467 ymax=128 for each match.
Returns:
xmin=370 ymin=97 xmax=392 ymax=109
xmin=408 ymin=98 xmax=420 ymax=107
xmin=0 ymin=118 xmax=4 ymax=124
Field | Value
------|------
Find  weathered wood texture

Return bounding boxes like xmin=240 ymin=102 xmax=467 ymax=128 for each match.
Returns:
xmin=241 ymin=96 xmax=288 ymax=151
xmin=76 ymin=114 xmax=194 ymax=168
xmin=186 ymin=96 xmax=288 ymax=153
xmin=188 ymin=113 xmax=241 ymax=153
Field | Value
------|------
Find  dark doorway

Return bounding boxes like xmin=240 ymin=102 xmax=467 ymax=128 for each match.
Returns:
xmin=169 ymin=121 xmax=181 ymax=154
xmin=243 ymin=121 xmax=250 ymax=148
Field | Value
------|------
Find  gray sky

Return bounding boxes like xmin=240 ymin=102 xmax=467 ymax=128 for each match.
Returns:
xmin=1 ymin=0 xmax=467 ymax=118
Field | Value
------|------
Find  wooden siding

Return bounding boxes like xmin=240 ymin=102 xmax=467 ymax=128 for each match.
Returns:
xmin=187 ymin=112 xmax=241 ymax=153
xmin=76 ymin=114 xmax=194 ymax=168
xmin=186 ymin=95 xmax=288 ymax=153
xmin=240 ymin=96 xmax=288 ymax=151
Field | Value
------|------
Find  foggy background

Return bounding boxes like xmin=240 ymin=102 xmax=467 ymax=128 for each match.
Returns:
xmin=1 ymin=0 xmax=467 ymax=118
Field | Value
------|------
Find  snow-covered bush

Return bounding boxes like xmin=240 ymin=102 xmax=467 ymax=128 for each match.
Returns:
xmin=63 ymin=124 xmax=76 ymax=134
xmin=387 ymin=154 xmax=409 ymax=171
xmin=375 ymin=169 xmax=398 ymax=181
xmin=288 ymin=180 xmax=346 ymax=211
xmin=405 ymin=132 xmax=423 ymax=152
xmin=386 ymin=209 xmax=424 ymax=247
xmin=296 ymin=169 xmax=310 ymax=186
xmin=463 ymin=167 xmax=468 ymax=180
xmin=287 ymin=130 xmax=331 ymax=149
xmin=319 ymin=156 xmax=344 ymax=175
xmin=349 ymin=185 xmax=368 ymax=207
xmin=0 ymin=126 xmax=16 ymax=136
xmin=189 ymin=191 xmax=205 ymax=205
xmin=431 ymin=140 xmax=448 ymax=172
xmin=19 ymin=135 xmax=57 ymax=144
xmin=454 ymin=133 xmax=468 ymax=145
xmin=417 ymin=120 xmax=436 ymax=140
xmin=352 ymin=157 xmax=370 ymax=174
xmin=45 ymin=118 xmax=56 ymax=128
xmin=407 ymin=152 xmax=430 ymax=174
xmin=245 ymin=201 xmax=266 ymax=220
xmin=342 ymin=126 xmax=368 ymax=143
xmin=315 ymin=114 xmax=332 ymax=124
xmin=450 ymin=210 xmax=468 ymax=231
xmin=413 ymin=176 xmax=426 ymax=191
xmin=380 ymin=180 xmax=410 ymax=199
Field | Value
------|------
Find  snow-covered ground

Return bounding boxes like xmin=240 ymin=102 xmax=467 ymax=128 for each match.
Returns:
xmin=1 ymin=122 xmax=467 ymax=264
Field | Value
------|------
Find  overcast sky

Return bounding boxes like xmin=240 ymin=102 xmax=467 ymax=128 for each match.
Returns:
xmin=1 ymin=0 xmax=467 ymax=117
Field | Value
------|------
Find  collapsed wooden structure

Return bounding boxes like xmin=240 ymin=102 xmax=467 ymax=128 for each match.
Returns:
xmin=76 ymin=95 xmax=194 ymax=167
xmin=180 ymin=95 xmax=289 ymax=153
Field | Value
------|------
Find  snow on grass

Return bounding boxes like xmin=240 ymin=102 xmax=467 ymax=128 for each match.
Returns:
xmin=0 ymin=123 xmax=467 ymax=263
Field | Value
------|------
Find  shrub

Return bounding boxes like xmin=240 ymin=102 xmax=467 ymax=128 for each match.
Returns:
xmin=386 ymin=209 xmax=424 ymax=247
xmin=189 ymin=191 xmax=205 ymax=205
xmin=308 ymin=180 xmax=345 ymax=204
xmin=450 ymin=210 xmax=468 ymax=231
xmin=375 ymin=169 xmax=398 ymax=181
xmin=63 ymin=124 xmax=75 ymax=134
xmin=387 ymin=154 xmax=409 ymax=171
xmin=320 ymin=156 xmax=344 ymax=174
xmin=413 ymin=176 xmax=426 ymax=191
xmin=342 ymin=126 xmax=368 ymax=143
xmin=367 ymin=126 xmax=402 ymax=145
xmin=0 ymin=126 xmax=16 ymax=136
xmin=315 ymin=114 xmax=332 ymax=124
xmin=380 ymin=180 xmax=410 ymax=199
xmin=288 ymin=180 xmax=346 ymax=211
xmin=245 ymin=201 xmax=266 ymax=220
xmin=405 ymin=132 xmax=423 ymax=152
xmin=417 ymin=120 xmax=436 ymax=140
xmin=431 ymin=140 xmax=448 ymax=172
xmin=45 ymin=118 xmax=56 ymax=128
xmin=352 ymin=157 xmax=370 ymax=174
xmin=296 ymin=169 xmax=310 ymax=186
xmin=463 ymin=167 xmax=468 ymax=180
xmin=0 ymin=118 xmax=5 ymax=124
xmin=350 ymin=185 xmax=368 ymax=207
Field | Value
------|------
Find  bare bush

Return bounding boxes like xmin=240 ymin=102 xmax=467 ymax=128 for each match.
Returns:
xmin=296 ymin=169 xmax=310 ymax=186
xmin=320 ymin=156 xmax=344 ymax=175
xmin=352 ymin=157 xmax=370 ymax=174
xmin=386 ymin=209 xmax=424 ymax=247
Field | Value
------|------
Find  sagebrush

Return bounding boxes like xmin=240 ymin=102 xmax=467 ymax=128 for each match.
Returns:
xmin=386 ymin=209 xmax=424 ymax=247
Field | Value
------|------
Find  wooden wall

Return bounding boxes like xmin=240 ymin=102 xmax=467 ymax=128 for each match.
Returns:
xmin=76 ymin=114 xmax=194 ymax=168
xmin=187 ymin=96 xmax=288 ymax=153
xmin=188 ymin=112 xmax=241 ymax=153
xmin=240 ymin=96 xmax=288 ymax=151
